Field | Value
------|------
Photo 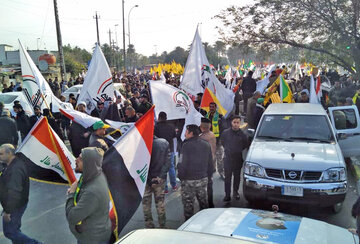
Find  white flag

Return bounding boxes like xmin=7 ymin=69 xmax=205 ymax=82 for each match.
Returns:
xmin=105 ymin=119 xmax=134 ymax=134
xmin=150 ymin=81 xmax=202 ymax=140
xmin=180 ymin=27 xmax=234 ymax=117
xmin=309 ymin=75 xmax=320 ymax=104
xmin=77 ymin=44 xmax=114 ymax=114
xmin=19 ymin=40 xmax=72 ymax=113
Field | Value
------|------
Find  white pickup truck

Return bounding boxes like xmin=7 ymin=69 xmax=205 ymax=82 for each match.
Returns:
xmin=243 ymin=103 xmax=360 ymax=212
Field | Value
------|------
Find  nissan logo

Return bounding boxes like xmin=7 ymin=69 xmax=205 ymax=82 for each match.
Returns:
xmin=288 ymin=171 xmax=297 ymax=179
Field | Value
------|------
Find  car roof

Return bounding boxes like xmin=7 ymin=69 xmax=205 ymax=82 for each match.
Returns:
xmin=264 ymin=103 xmax=327 ymax=116
xmin=178 ymin=208 xmax=355 ymax=244
xmin=116 ymin=229 xmax=257 ymax=244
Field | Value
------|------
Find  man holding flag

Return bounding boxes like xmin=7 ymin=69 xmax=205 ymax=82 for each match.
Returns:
xmin=66 ymin=147 xmax=111 ymax=244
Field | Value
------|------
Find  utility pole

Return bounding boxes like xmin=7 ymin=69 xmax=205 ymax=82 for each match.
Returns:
xmin=108 ymin=29 xmax=112 ymax=67
xmin=122 ymin=0 xmax=126 ymax=72
xmin=93 ymin=12 xmax=100 ymax=45
xmin=53 ymin=0 xmax=66 ymax=81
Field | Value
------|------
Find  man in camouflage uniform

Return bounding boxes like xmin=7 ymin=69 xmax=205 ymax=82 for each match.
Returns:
xmin=205 ymin=102 xmax=225 ymax=179
xmin=178 ymin=125 xmax=214 ymax=220
xmin=142 ymin=136 xmax=171 ymax=228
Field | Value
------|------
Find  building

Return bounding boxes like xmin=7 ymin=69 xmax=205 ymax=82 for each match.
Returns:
xmin=0 ymin=44 xmax=57 ymax=66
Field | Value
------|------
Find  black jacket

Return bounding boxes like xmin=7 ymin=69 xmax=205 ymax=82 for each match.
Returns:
xmin=15 ymin=111 xmax=31 ymax=139
xmin=68 ymin=122 xmax=90 ymax=157
xmin=178 ymin=136 xmax=214 ymax=180
xmin=154 ymin=121 xmax=176 ymax=152
xmin=147 ymin=137 xmax=171 ymax=184
xmin=0 ymin=156 xmax=29 ymax=213
xmin=241 ymin=76 xmax=256 ymax=95
xmin=0 ymin=116 xmax=19 ymax=146
xmin=221 ymin=128 xmax=248 ymax=159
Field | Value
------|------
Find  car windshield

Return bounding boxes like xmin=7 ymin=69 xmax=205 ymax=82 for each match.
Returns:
xmin=0 ymin=94 xmax=18 ymax=104
xmin=257 ymin=115 xmax=335 ymax=143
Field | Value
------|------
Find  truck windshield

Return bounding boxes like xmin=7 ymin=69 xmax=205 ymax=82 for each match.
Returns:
xmin=257 ymin=115 xmax=335 ymax=143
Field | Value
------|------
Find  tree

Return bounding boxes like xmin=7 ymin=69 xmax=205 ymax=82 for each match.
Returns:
xmin=215 ymin=0 xmax=360 ymax=78
xmin=213 ymin=41 xmax=226 ymax=57
xmin=63 ymin=44 xmax=91 ymax=76
xmin=164 ymin=46 xmax=188 ymax=65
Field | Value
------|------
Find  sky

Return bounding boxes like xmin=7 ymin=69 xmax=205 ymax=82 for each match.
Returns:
xmin=0 ymin=0 xmax=246 ymax=57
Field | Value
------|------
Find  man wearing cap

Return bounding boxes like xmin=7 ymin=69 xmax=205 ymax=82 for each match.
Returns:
xmin=77 ymin=101 xmax=87 ymax=113
xmin=0 ymin=110 xmax=19 ymax=147
xmin=13 ymin=104 xmax=31 ymax=140
xmin=199 ymin=118 xmax=216 ymax=208
xmin=178 ymin=124 xmax=214 ymax=220
xmin=89 ymin=121 xmax=110 ymax=152
xmin=254 ymin=98 xmax=265 ymax=129
xmin=137 ymin=94 xmax=152 ymax=116
xmin=29 ymin=105 xmax=42 ymax=127
xmin=246 ymin=91 xmax=261 ymax=129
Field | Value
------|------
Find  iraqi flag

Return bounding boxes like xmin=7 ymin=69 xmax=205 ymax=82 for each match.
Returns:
xmin=102 ymin=106 xmax=155 ymax=238
xmin=16 ymin=117 xmax=78 ymax=184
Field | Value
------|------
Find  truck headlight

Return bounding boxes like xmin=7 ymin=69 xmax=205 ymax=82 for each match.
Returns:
xmin=244 ymin=162 xmax=265 ymax=178
xmin=321 ymin=167 xmax=346 ymax=182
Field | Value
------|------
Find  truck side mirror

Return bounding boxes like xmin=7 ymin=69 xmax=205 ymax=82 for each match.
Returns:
xmin=337 ymin=132 xmax=347 ymax=140
xmin=247 ymin=128 xmax=255 ymax=138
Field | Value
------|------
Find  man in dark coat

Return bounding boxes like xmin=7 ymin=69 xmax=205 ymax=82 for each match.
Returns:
xmin=0 ymin=110 xmax=19 ymax=147
xmin=29 ymin=105 xmax=42 ymax=128
xmin=13 ymin=104 xmax=31 ymax=141
xmin=221 ymin=115 xmax=248 ymax=202
xmin=154 ymin=112 xmax=177 ymax=192
xmin=241 ymin=71 xmax=256 ymax=115
xmin=178 ymin=124 xmax=214 ymax=220
xmin=142 ymin=136 xmax=171 ymax=228
xmin=0 ymin=144 xmax=41 ymax=243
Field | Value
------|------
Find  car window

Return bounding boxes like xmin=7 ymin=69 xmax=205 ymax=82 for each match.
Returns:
xmin=0 ymin=94 xmax=17 ymax=104
xmin=257 ymin=115 xmax=335 ymax=142
xmin=332 ymin=109 xmax=357 ymax=130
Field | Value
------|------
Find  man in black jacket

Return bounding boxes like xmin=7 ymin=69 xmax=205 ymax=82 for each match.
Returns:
xmin=221 ymin=115 xmax=248 ymax=202
xmin=0 ymin=110 xmax=19 ymax=147
xmin=154 ymin=112 xmax=177 ymax=192
xmin=13 ymin=104 xmax=31 ymax=141
xmin=178 ymin=125 xmax=214 ymax=220
xmin=29 ymin=105 xmax=42 ymax=127
xmin=241 ymin=71 xmax=256 ymax=115
xmin=142 ymin=136 xmax=171 ymax=228
xmin=0 ymin=144 xmax=41 ymax=243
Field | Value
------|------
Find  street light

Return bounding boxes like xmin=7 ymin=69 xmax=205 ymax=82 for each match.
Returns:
xmin=128 ymin=4 xmax=139 ymax=48
xmin=114 ymin=24 xmax=119 ymax=47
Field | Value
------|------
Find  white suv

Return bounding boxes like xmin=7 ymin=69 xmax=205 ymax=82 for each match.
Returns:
xmin=242 ymin=103 xmax=359 ymax=212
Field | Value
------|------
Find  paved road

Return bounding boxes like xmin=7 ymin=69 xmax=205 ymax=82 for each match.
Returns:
xmin=0 ymin=165 xmax=357 ymax=243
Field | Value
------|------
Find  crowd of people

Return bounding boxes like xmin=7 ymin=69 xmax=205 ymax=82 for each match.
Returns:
xmin=1 ymin=64 xmax=360 ymax=243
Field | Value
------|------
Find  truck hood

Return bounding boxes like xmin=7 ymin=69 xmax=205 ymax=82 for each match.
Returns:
xmin=247 ymin=140 xmax=343 ymax=171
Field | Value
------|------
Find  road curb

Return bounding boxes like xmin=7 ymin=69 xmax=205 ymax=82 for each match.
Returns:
xmin=350 ymin=157 xmax=360 ymax=195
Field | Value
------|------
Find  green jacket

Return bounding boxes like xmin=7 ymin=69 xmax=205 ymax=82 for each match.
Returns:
xmin=66 ymin=147 xmax=111 ymax=244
